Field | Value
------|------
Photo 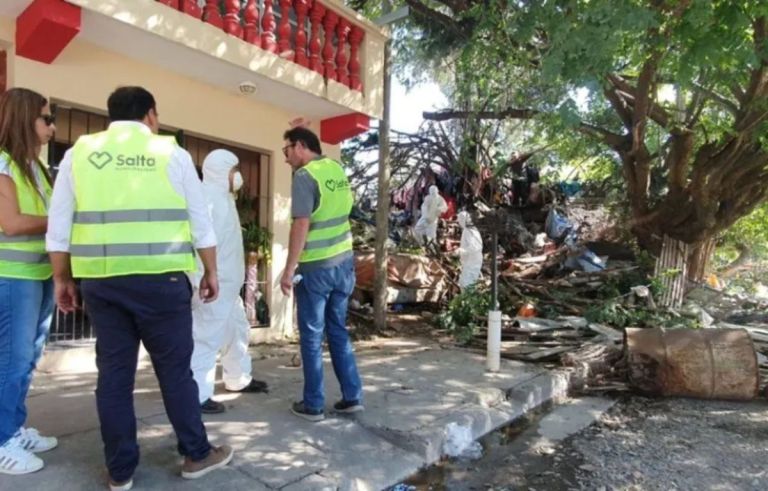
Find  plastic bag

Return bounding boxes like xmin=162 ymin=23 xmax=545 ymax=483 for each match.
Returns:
xmin=544 ymin=207 xmax=572 ymax=241
xmin=443 ymin=422 xmax=483 ymax=460
xmin=457 ymin=211 xmax=483 ymax=288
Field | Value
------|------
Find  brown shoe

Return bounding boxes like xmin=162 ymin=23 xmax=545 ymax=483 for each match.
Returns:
xmin=181 ymin=445 xmax=234 ymax=479
xmin=108 ymin=477 xmax=133 ymax=490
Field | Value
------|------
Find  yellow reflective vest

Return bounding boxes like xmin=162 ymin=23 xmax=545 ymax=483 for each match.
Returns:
xmin=0 ymin=153 xmax=52 ymax=280
xmin=299 ymin=157 xmax=353 ymax=264
xmin=70 ymin=125 xmax=195 ymax=278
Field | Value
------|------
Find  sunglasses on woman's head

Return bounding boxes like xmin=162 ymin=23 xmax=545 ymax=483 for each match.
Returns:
xmin=40 ymin=115 xmax=55 ymax=126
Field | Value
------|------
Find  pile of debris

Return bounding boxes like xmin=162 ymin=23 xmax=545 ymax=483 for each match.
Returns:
xmin=469 ymin=315 xmax=623 ymax=363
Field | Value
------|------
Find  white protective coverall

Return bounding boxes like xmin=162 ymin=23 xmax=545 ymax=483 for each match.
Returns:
xmin=413 ymin=185 xmax=448 ymax=243
xmin=190 ymin=149 xmax=254 ymax=403
xmin=457 ymin=211 xmax=483 ymax=288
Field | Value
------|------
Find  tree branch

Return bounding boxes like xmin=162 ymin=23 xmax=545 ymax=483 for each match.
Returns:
xmin=691 ymin=82 xmax=739 ymax=116
xmin=422 ymin=107 xmax=537 ymax=121
xmin=578 ymin=123 xmax=627 ymax=150
xmin=629 ymin=49 xmax=663 ymax=157
xmin=432 ymin=0 xmax=471 ymax=15
xmin=604 ymin=82 xmax=634 ymax=131
xmin=607 ymin=73 xmax=670 ymax=129
xmin=403 ymin=0 xmax=464 ymax=37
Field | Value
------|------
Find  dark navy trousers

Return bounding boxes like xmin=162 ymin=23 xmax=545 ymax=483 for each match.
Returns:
xmin=81 ymin=272 xmax=211 ymax=482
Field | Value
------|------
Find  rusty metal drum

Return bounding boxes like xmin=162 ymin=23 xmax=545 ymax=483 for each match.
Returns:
xmin=625 ymin=327 xmax=759 ymax=400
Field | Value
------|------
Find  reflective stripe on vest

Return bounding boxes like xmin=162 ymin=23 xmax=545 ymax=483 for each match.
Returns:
xmin=70 ymin=125 xmax=195 ymax=278
xmin=0 ymin=233 xmax=46 ymax=243
xmin=70 ymin=242 xmax=194 ymax=257
xmin=0 ymin=249 xmax=49 ymax=263
xmin=73 ymin=209 xmax=189 ymax=224
xmin=298 ymin=157 xmax=354 ymax=264
xmin=0 ymin=153 xmax=52 ymax=280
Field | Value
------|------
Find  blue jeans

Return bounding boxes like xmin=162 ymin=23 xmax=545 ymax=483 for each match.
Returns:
xmin=295 ymin=257 xmax=362 ymax=411
xmin=0 ymin=278 xmax=54 ymax=446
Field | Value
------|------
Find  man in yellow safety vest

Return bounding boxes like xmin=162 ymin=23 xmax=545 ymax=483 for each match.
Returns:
xmin=280 ymin=126 xmax=363 ymax=422
xmin=47 ymin=86 xmax=233 ymax=490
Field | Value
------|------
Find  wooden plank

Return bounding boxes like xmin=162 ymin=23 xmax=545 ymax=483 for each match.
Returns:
xmin=514 ymin=346 xmax=574 ymax=361
xmin=586 ymin=323 xmax=623 ymax=342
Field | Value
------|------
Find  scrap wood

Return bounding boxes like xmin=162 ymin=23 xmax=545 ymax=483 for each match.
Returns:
xmin=510 ymin=346 xmax=574 ymax=361
xmin=565 ymin=266 xmax=639 ymax=283
xmin=529 ymin=330 xmax=592 ymax=340
xmin=500 ymin=277 xmax=584 ymax=315
xmin=514 ymin=254 xmax=549 ymax=264
xmin=474 ymin=332 xmax=582 ymax=345
xmin=729 ymin=324 xmax=768 ymax=343
xmin=500 ymin=247 xmax=569 ymax=280
xmin=557 ymin=316 xmax=589 ymax=329
xmin=561 ymin=342 xmax=623 ymax=367
xmin=581 ymin=382 xmax=631 ymax=393
xmin=513 ymin=317 xmax=565 ymax=332
xmin=348 ymin=310 xmax=374 ymax=322
xmin=561 ymin=341 xmax=625 ymax=391
xmin=585 ymin=323 xmax=624 ymax=342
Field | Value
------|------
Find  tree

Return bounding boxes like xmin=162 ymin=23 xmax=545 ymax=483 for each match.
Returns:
xmin=359 ymin=0 xmax=768 ymax=273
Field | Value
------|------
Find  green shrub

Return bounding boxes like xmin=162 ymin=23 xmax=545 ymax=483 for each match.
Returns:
xmin=438 ymin=286 xmax=491 ymax=344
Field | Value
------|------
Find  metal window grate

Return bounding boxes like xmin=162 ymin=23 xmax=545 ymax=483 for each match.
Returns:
xmin=49 ymin=298 xmax=94 ymax=344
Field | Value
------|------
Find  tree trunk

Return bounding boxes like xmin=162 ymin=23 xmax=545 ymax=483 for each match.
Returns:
xmin=686 ymin=238 xmax=716 ymax=283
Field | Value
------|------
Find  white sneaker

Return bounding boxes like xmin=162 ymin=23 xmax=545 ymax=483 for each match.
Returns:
xmin=0 ymin=440 xmax=44 ymax=475
xmin=12 ymin=427 xmax=58 ymax=453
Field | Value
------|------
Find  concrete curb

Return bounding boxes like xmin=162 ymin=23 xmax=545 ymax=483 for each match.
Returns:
xmin=350 ymin=369 xmax=575 ymax=488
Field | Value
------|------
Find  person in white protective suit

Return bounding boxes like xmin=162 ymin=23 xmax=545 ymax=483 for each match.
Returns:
xmin=413 ymin=185 xmax=448 ymax=244
xmin=457 ymin=211 xmax=483 ymax=288
xmin=191 ymin=149 xmax=268 ymax=414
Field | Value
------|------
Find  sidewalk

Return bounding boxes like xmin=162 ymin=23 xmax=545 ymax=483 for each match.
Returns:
xmin=2 ymin=338 xmax=571 ymax=490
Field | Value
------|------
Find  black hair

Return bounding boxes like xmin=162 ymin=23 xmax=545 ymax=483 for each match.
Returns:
xmin=107 ymin=86 xmax=157 ymax=122
xmin=283 ymin=126 xmax=322 ymax=154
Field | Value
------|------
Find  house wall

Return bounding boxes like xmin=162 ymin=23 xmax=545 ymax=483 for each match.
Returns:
xmin=0 ymin=15 xmax=345 ymax=340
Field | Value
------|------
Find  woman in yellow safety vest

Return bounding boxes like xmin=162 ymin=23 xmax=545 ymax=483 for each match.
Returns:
xmin=0 ymin=88 xmax=59 ymax=475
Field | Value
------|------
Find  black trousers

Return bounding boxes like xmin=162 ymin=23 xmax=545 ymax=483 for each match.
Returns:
xmin=81 ymin=272 xmax=211 ymax=481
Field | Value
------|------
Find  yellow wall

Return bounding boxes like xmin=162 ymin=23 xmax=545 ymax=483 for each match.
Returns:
xmin=0 ymin=16 xmax=351 ymax=341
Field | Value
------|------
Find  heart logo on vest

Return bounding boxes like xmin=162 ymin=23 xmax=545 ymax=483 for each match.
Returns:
xmin=325 ymin=179 xmax=350 ymax=192
xmin=88 ymin=151 xmax=113 ymax=170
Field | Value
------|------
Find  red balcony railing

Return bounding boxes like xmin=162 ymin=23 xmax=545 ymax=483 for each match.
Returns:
xmin=156 ymin=0 xmax=365 ymax=91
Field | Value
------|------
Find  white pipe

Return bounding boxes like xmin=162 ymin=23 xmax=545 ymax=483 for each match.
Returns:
xmin=486 ymin=310 xmax=502 ymax=372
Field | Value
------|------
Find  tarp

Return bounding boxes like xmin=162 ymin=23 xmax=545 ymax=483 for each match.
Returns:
xmin=355 ymin=252 xmax=447 ymax=291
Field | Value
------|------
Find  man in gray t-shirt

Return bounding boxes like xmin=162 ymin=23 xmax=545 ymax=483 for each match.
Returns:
xmin=290 ymin=165 xmax=354 ymax=273
xmin=281 ymin=126 xmax=363 ymax=422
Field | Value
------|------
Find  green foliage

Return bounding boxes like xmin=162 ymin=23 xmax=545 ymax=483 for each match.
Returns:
xmin=242 ymin=222 xmax=272 ymax=262
xmin=584 ymin=270 xmax=684 ymax=329
xmin=350 ymin=0 xmax=768 ymax=246
xmin=712 ymin=201 xmax=768 ymax=290
xmin=584 ymin=300 xmax=699 ymax=330
xmin=437 ymin=286 xmax=491 ymax=344
xmin=594 ymin=269 xmax=662 ymax=300
xmin=718 ymin=201 xmax=768 ymax=263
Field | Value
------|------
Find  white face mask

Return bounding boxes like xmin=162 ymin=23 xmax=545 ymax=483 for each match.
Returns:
xmin=231 ymin=171 xmax=244 ymax=192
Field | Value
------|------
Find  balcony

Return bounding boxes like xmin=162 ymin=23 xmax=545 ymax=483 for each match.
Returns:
xmin=4 ymin=0 xmax=386 ymax=133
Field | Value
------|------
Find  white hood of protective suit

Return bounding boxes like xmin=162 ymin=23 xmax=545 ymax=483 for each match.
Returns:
xmin=420 ymin=185 xmax=448 ymax=223
xmin=201 ymin=149 xmax=245 ymax=298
